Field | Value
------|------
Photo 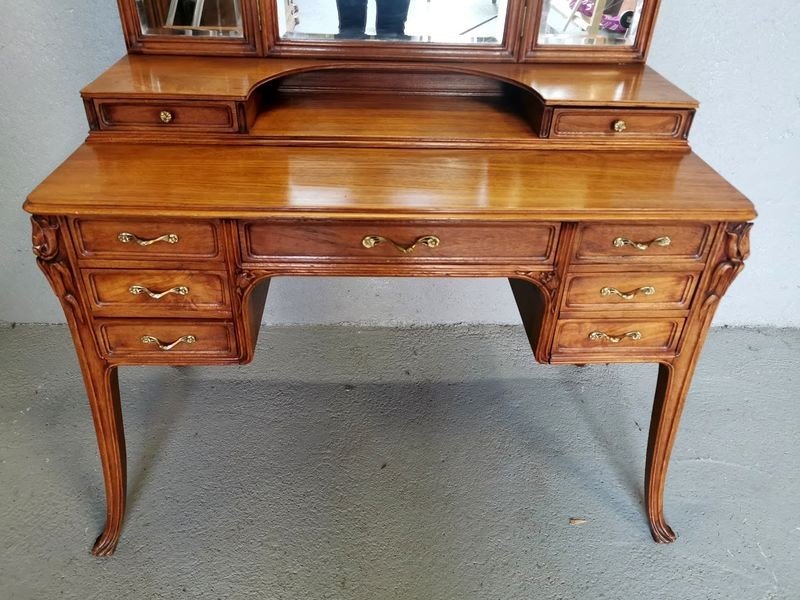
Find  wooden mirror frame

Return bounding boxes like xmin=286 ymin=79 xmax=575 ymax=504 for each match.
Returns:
xmin=258 ymin=0 xmax=527 ymax=62
xmin=116 ymin=0 xmax=661 ymax=62
xmin=116 ymin=0 xmax=264 ymax=55
xmin=521 ymin=0 xmax=662 ymax=62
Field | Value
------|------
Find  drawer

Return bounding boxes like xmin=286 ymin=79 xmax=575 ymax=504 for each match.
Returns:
xmin=82 ymin=269 xmax=231 ymax=318
xmin=72 ymin=219 xmax=222 ymax=261
xmin=95 ymin=100 xmax=239 ymax=132
xmin=95 ymin=320 xmax=238 ymax=363
xmin=550 ymin=109 xmax=691 ymax=139
xmin=573 ymin=223 xmax=712 ymax=265
xmin=241 ymin=220 xmax=560 ymax=263
xmin=551 ymin=318 xmax=684 ymax=360
xmin=561 ymin=272 xmax=699 ymax=312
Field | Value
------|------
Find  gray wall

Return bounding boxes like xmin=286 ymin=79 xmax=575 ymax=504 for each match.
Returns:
xmin=1 ymin=1 xmax=797 ymax=326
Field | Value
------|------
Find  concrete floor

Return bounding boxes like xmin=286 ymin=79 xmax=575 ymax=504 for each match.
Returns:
xmin=0 ymin=324 xmax=797 ymax=599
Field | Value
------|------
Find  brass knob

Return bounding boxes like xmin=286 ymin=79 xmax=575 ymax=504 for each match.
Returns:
xmin=612 ymin=119 xmax=627 ymax=133
xmin=588 ymin=331 xmax=642 ymax=344
xmin=160 ymin=110 xmax=174 ymax=124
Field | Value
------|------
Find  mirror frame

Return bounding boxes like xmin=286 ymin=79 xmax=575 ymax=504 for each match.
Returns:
xmin=259 ymin=0 xmax=526 ymax=62
xmin=521 ymin=0 xmax=662 ymax=62
xmin=116 ymin=0 xmax=263 ymax=55
xmin=115 ymin=0 xmax=661 ymax=62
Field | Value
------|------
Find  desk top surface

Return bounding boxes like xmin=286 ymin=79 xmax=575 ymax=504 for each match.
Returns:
xmin=25 ymin=143 xmax=755 ymax=222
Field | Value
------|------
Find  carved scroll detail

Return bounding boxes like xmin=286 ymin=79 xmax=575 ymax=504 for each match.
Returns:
xmin=30 ymin=216 xmax=85 ymax=325
xmin=517 ymin=270 xmax=561 ymax=313
xmin=705 ymin=222 xmax=752 ymax=304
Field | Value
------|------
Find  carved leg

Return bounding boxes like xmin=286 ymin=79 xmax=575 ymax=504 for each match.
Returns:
xmin=645 ymin=358 xmax=697 ymax=543
xmin=644 ymin=223 xmax=752 ymax=543
xmin=32 ymin=216 xmax=127 ymax=555
xmin=83 ymin=361 xmax=126 ymax=556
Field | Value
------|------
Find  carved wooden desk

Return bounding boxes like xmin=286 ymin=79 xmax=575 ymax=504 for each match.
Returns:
xmin=27 ymin=138 xmax=754 ymax=555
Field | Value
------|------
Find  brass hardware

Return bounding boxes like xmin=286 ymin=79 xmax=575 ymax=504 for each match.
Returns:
xmin=129 ymin=285 xmax=189 ymax=300
xmin=117 ymin=232 xmax=179 ymax=246
xmin=140 ymin=334 xmax=196 ymax=351
xmin=612 ymin=119 xmax=627 ymax=133
xmin=588 ymin=330 xmax=643 ymax=344
xmin=600 ymin=286 xmax=656 ymax=301
xmin=361 ymin=234 xmax=440 ymax=254
xmin=612 ymin=236 xmax=671 ymax=251
xmin=160 ymin=110 xmax=174 ymax=124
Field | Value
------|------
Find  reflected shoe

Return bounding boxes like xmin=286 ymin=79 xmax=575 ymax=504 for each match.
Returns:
xmin=601 ymin=10 xmax=633 ymax=33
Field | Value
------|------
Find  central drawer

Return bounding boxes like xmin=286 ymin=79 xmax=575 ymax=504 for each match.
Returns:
xmin=241 ymin=220 xmax=560 ymax=263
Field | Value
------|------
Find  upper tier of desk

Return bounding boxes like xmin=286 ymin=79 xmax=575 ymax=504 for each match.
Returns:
xmin=82 ymin=56 xmax=697 ymax=108
xmin=25 ymin=143 xmax=755 ymax=222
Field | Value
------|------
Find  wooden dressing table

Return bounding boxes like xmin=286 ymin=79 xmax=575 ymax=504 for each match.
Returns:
xmin=25 ymin=0 xmax=755 ymax=555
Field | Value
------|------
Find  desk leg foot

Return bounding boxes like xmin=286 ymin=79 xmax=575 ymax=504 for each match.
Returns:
xmin=84 ymin=364 xmax=126 ymax=557
xmin=645 ymin=360 xmax=695 ymax=544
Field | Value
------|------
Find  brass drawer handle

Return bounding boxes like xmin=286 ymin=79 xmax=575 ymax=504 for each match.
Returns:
xmin=362 ymin=234 xmax=440 ymax=254
xmin=129 ymin=284 xmax=190 ymax=300
xmin=600 ymin=286 xmax=656 ymax=301
xmin=117 ymin=232 xmax=179 ymax=246
xmin=612 ymin=119 xmax=627 ymax=133
xmin=612 ymin=236 xmax=671 ymax=251
xmin=160 ymin=110 xmax=174 ymax=124
xmin=588 ymin=330 xmax=642 ymax=344
xmin=140 ymin=334 xmax=196 ymax=351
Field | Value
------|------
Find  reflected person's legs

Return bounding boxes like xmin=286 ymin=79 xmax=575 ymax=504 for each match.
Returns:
xmin=336 ymin=0 xmax=368 ymax=36
xmin=376 ymin=0 xmax=411 ymax=37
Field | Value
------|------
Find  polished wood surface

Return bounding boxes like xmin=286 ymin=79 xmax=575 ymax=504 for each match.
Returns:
xmin=81 ymin=56 xmax=698 ymax=107
xmin=26 ymin=145 xmax=755 ymax=222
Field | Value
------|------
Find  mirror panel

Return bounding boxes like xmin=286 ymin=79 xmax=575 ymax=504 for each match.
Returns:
xmin=538 ymin=0 xmax=644 ymax=46
xmin=136 ymin=0 xmax=245 ymax=37
xmin=276 ymin=0 xmax=508 ymax=44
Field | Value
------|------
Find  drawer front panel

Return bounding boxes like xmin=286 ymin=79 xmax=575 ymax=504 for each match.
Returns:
xmin=552 ymin=318 xmax=684 ymax=358
xmin=562 ymin=272 xmax=698 ymax=312
xmin=550 ymin=109 xmax=690 ymax=139
xmin=573 ymin=223 xmax=712 ymax=264
xmin=83 ymin=270 xmax=231 ymax=317
xmin=96 ymin=320 xmax=238 ymax=361
xmin=95 ymin=100 xmax=238 ymax=132
xmin=72 ymin=219 xmax=222 ymax=261
xmin=242 ymin=221 xmax=560 ymax=263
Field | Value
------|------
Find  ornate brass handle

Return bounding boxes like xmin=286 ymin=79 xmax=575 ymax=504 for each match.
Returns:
xmin=361 ymin=234 xmax=440 ymax=254
xmin=140 ymin=334 xmax=196 ymax=351
xmin=612 ymin=236 xmax=671 ymax=251
xmin=129 ymin=285 xmax=189 ymax=300
xmin=612 ymin=119 xmax=627 ymax=133
xmin=160 ymin=110 xmax=174 ymax=124
xmin=600 ymin=286 xmax=656 ymax=301
xmin=117 ymin=232 xmax=179 ymax=246
xmin=588 ymin=330 xmax=642 ymax=344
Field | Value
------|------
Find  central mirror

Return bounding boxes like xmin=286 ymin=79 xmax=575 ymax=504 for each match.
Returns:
xmin=276 ymin=0 xmax=509 ymax=44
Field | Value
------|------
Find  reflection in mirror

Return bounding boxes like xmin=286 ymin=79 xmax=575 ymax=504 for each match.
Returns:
xmin=277 ymin=0 xmax=508 ymax=44
xmin=538 ymin=0 xmax=644 ymax=46
xmin=136 ymin=0 xmax=244 ymax=37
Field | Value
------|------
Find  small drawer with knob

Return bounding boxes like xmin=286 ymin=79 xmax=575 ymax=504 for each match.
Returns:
xmin=71 ymin=219 xmax=222 ymax=262
xmin=572 ymin=223 xmax=713 ymax=265
xmin=551 ymin=318 xmax=685 ymax=362
xmin=561 ymin=272 xmax=699 ymax=313
xmin=548 ymin=109 xmax=692 ymax=140
xmin=94 ymin=100 xmax=240 ymax=133
xmin=94 ymin=320 xmax=239 ymax=364
xmin=81 ymin=269 xmax=232 ymax=318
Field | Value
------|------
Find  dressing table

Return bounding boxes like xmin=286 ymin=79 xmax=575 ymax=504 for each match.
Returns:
xmin=25 ymin=0 xmax=755 ymax=555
